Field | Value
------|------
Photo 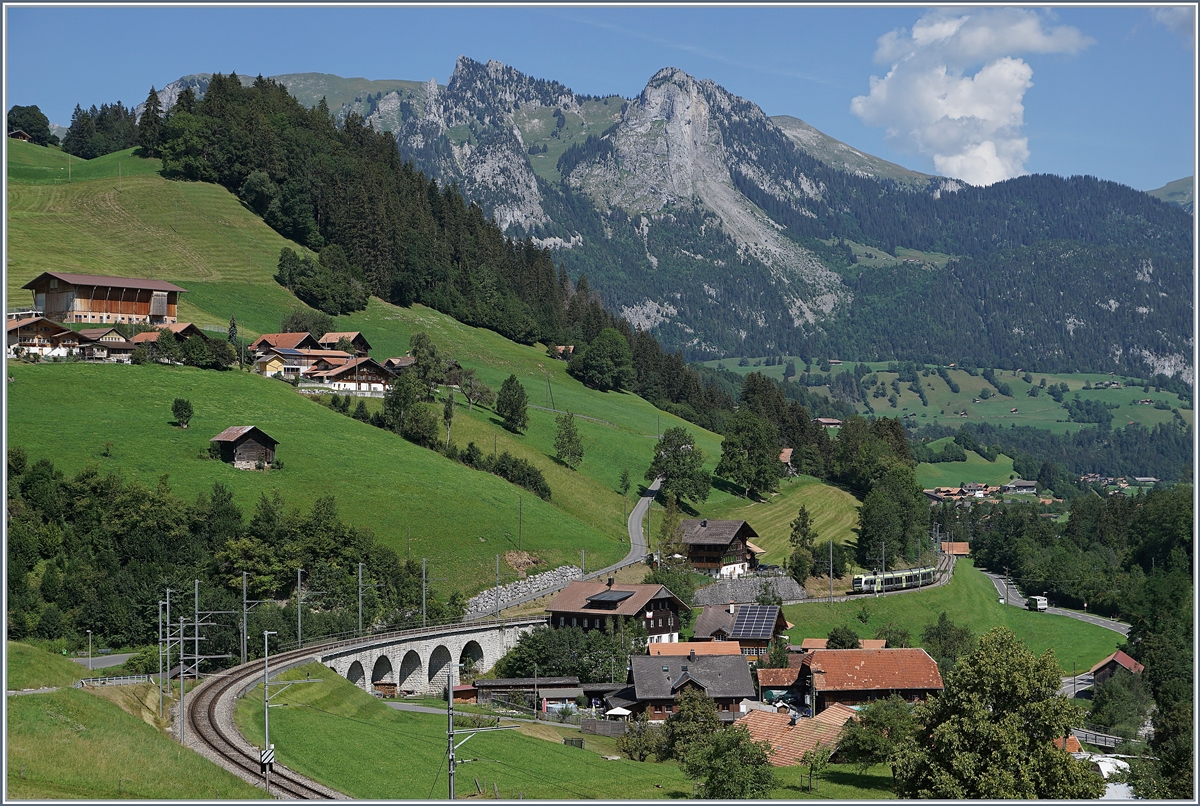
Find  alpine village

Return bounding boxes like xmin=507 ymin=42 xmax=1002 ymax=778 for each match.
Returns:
xmin=5 ymin=54 xmax=1193 ymax=803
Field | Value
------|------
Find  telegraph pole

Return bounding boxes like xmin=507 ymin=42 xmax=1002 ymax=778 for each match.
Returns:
xmin=179 ymin=618 xmax=188 ymax=747
xmin=157 ymin=600 xmax=164 ymax=717
xmin=422 ymin=558 xmax=427 ymax=628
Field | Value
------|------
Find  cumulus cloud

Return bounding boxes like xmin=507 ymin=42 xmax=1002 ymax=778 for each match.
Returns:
xmin=851 ymin=8 xmax=1092 ymax=186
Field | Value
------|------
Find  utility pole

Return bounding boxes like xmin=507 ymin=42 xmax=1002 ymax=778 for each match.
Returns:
xmin=829 ymin=539 xmax=834 ymax=604
xmin=519 ymin=496 xmax=523 ymax=551
xmin=495 ymin=555 xmax=500 ymax=620
xmin=359 ymin=563 xmax=364 ymax=635
xmin=164 ymin=588 xmax=174 ymax=703
xmin=179 ymin=618 xmax=188 ymax=747
xmin=448 ymin=663 xmax=456 ymax=800
xmin=158 ymin=600 xmax=164 ymax=717
xmin=1004 ymin=567 xmax=1009 ymax=607
xmin=422 ymin=558 xmax=427 ymax=628
xmin=242 ymin=572 xmax=269 ymax=666
xmin=263 ymin=631 xmax=276 ymax=796
xmin=297 ymin=568 xmax=303 ymax=648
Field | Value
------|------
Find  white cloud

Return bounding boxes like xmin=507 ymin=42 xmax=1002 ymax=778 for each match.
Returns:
xmin=1152 ymin=6 xmax=1195 ymax=43
xmin=851 ymin=8 xmax=1092 ymax=186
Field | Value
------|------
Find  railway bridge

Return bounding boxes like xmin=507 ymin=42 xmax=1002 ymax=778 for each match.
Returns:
xmin=316 ymin=618 xmax=544 ymax=696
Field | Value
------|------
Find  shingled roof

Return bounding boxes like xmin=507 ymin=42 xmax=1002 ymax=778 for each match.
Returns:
xmin=804 ymin=648 xmax=943 ymax=693
xmin=736 ymin=706 xmax=855 ymax=766
xmin=630 ymin=654 xmax=754 ymax=701
xmin=679 ymin=519 xmax=758 ymax=546
xmin=1089 ymin=650 xmax=1144 ymax=676
xmin=547 ymin=581 xmax=686 ymax=619
xmin=756 ymin=668 xmax=800 ymax=688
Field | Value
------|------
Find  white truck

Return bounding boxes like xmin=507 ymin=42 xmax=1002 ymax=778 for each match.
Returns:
xmin=1027 ymin=595 xmax=1049 ymax=612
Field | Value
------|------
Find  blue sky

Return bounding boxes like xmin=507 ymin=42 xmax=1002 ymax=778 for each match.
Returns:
xmin=4 ymin=5 xmax=1195 ymax=189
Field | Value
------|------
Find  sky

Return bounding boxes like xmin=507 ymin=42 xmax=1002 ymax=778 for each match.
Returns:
xmin=3 ymin=4 xmax=1196 ymax=190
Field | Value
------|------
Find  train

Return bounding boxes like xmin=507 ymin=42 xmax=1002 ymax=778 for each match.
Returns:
xmin=852 ymin=565 xmax=938 ymax=594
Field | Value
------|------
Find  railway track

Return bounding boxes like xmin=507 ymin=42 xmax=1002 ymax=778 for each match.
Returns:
xmin=185 ymin=646 xmax=346 ymax=800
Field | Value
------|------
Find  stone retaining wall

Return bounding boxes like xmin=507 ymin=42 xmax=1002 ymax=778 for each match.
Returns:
xmin=693 ymin=576 xmax=807 ymax=606
xmin=465 ymin=565 xmax=582 ymax=616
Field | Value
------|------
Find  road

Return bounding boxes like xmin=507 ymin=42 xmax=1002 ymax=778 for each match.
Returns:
xmin=384 ymin=701 xmax=584 ymax=730
xmin=70 ymin=652 xmax=134 ymax=670
xmin=462 ymin=477 xmax=661 ymax=620
xmin=980 ymin=570 xmax=1130 ymax=636
xmin=1060 ymin=671 xmax=1095 ymax=699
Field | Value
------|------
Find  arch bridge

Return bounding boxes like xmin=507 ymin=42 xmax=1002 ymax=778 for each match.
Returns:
xmin=318 ymin=618 xmax=542 ymax=696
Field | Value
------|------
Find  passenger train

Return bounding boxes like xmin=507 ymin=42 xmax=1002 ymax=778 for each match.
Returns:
xmin=852 ymin=565 xmax=938 ymax=594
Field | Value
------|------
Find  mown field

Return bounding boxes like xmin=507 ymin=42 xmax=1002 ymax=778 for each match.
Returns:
xmin=6 ymin=643 xmax=266 ymax=800
xmin=700 ymin=357 xmax=1192 ymax=434
xmin=914 ymin=436 xmax=1018 ymax=489
xmin=236 ymin=661 xmax=896 ymax=800
xmin=783 ymin=559 xmax=1121 ymax=674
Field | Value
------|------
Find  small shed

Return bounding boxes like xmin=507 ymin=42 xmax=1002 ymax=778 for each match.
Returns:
xmin=210 ymin=426 xmax=278 ymax=470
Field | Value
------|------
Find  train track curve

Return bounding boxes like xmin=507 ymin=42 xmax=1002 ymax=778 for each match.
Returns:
xmin=184 ymin=646 xmax=348 ymax=800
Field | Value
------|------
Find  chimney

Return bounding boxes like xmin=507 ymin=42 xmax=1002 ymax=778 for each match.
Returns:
xmin=701 ymin=519 xmax=708 ymax=527
xmin=689 ymin=648 xmax=696 ymax=662
xmin=729 ymin=600 xmax=735 ymax=615
xmin=607 ymin=576 xmax=614 ymax=589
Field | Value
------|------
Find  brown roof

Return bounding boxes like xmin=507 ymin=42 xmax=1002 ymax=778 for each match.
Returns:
xmin=813 ymin=702 xmax=858 ymax=726
xmin=1053 ymin=735 xmax=1083 ymax=753
xmin=800 ymin=638 xmax=828 ymax=650
xmin=308 ymin=356 xmax=390 ymax=380
xmin=318 ymin=331 xmax=371 ymax=348
xmin=798 ymin=637 xmax=885 ymax=650
xmin=77 ymin=327 xmax=123 ymax=341
xmin=692 ymin=606 xmax=734 ymax=639
xmin=131 ymin=323 xmax=203 ymax=343
xmin=21 ymin=271 xmax=188 ymax=293
xmin=210 ymin=425 xmax=278 ymax=446
xmin=1089 ymin=650 xmax=1144 ymax=676
xmin=648 ymin=642 xmax=742 ymax=656
xmin=804 ymin=648 xmax=943 ymax=693
xmin=384 ymin=356 xmax=416 ymax=368
xmin=756 ymin=668 xmax=800 ymax=688
xmin=736 ymin=708 xmax=852 ymax=767
xmin=679 ymin=519 xmax=758 ymax=546
xmin=6 ymin=316 xmax=71 ymax=335
xmin=941 ymin=541 xmax=971 ymax=556
xmin=251 ymin=332 xmax=320 ymax=351
xmin=779 ymin=448 xmax=793 ymax=463
xmin=546 ymin=581 xmax=687 ymax=619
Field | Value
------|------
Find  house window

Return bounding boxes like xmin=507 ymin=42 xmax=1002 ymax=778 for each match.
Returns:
xmin=668 ymin=616 xmax=673 ymax=626
xmin=572 ymin=617 xmax=577 ymax=627
xmin=558 ymin=617 xmax=564 ymax=626
xmin=583 ymin=618 xmax=589 ymax=629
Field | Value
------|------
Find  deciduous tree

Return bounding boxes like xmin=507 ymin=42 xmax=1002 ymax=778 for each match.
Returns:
xmin=554 ymin=411 xmax=583 ymax=469
xmin=496 ymin=374 xmax=529 ymax=433
xmin=172 ymin=398 xmax=193 ymax=428
xmin=645 ymin=427 xmax=710 ymax=506
xmin=660 ymin=688 xmax=720 ymax=762
xmin=715 ymin=407 xmax=778 ymax=498
xmin=826 ymin=625 xmax=861 ymax=649
xmin=682 ymin=723 xmax=776 ymax=799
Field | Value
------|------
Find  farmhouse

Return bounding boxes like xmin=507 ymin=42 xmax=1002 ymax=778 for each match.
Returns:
xmin=692 ymin=604 xmax=788 ymax=656
xmin=22 ymin=272 xmax=187 ymax=325
xmin=6 ymin=316 xmax=82 ymax=357
xmin=801 ymin=648 xmax=943 ymax=714
xmin=77 ymin=326 xmax=136 ymax=362
xmin=317 ymin=331 xmax=372 ymax=356
xmin=130 ymin=322 xmax=207 ymax=343
xmin=611 ymin=652 xmax=755 ymax=722
xmin=383 ymin=355 xmax=416 ymax=372
xmin=1001 ymin=479 xmax=1038 ymax=494
xmin=813 ymin=418 xmax=842 ymax=428
xmin=679 ymin=519 xmax=760 ymax=578
xmin=250 ymin=332 xmax=322 ymax=357
xmin=210 ymin=426 xmax=278 ymax=470
xmin=547 ymin=579 xmax=688 ymax=644
xmin=306 ymin=357 xmax=393 ymax=393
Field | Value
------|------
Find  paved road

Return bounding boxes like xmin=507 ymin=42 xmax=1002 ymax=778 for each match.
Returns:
xmin=1060 ymin=671 xmax=1095 ymax=699
xmin=385 ymin=701 xmax=583 ymax=730
xmin=980 ymin=570 xmax=1130 ymax=636
xmin=70 ymin=653 xmax=134 ymax=670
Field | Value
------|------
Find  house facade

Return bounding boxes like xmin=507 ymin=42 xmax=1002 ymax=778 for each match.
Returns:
xmin=306 ymin=357 xmax=393 ymax=393
xmin=22 ymin=272 xmax=187 ymax=325
xmin=6 ymin=316 xmax=82 ymax=357
xmin=679 ymin=519 xmax=760 ymax=578
xmin=801 ymin=648 xmax=943 ymax=714
xmin=692 ymin=604 xmax=789 ymax=656
xmin=546 ymin=580 xmax=688 ymax=644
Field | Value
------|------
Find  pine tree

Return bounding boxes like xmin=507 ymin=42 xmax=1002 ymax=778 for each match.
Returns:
xmin=137 ymin=86 xmax=164 ymax=157
xmin=442 ymin=390 xmax=455 ymax=451
xmin=787 ymin=505 xmax=817 ymax=584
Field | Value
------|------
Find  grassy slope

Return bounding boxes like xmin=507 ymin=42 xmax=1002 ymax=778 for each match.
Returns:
xmin=6 ymin=641 xmax=90 ymax=690
xmin=514 ymin=97 xmax=624 ymax=184
xmin=697 ymin=475 xmax=861 ymax=564
xmin=783 ymin=559 xmax=1120 ymax=674
xmin=6 ymin=362 xmax=625 ymax=593
xmin=236 ymin=662 xmax=893 ymax=800
xmin=915 ymin=438 xmax=1017 ymax=489
xmin=6 ymin=684 xmax=266 ymax=799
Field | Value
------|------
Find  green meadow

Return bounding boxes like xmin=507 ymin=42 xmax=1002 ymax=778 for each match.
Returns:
xmin=915 ymin=437 xmax=1018 ymax=489
xmin=5 ymin=642 xmax=265 ymax=800
xmin=783 ymin=559 xmax=1121 ymax=675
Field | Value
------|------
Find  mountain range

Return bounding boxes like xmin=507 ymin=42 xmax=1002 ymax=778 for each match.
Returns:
xmin=135 ymin=61 xmax=1193 ymax=381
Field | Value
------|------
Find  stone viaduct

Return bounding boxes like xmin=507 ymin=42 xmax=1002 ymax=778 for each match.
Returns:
xmin=317 ymin=618 xmax=544 ymax=696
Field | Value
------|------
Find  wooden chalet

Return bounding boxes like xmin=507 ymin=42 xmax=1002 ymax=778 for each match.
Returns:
xmin=77 ymin=327 xmax=136 ymax=362
xmin=6 ymin=316 xmax=81 ymax=357
xmin=383 ymin=355 xmax=416 ymax=372
xmin=679 ymin=519 xmax=760 ymax=578
xmin=608 ymin=653 xmax=755 ymax=722
xmin=306 ymin=356 xmax=393 ymax=393
xmin=318 ymin=331 xmax=372 ymax=356
xmin=801 ymin=648 xmax=943 ymax=714
xmin=250 ymin=332 xmax=322 ymax=357
xmin=1089 ymin=650 xmax=1144 ymax=688
xmin=255 ymin=348 xmax=352 ymax=378
xmin=9 ymin=129 xmax=32 ymax=142
xmin=547 ymin=579 xmax=688 ymax=645
xmin=210 ymin=426 xmax=278 ymax=470
xmin=22 ymin=272 xmax=187 ymax=325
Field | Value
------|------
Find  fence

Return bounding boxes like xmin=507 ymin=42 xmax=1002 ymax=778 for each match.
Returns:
xmin=75 ymin=675 xmax=153 ymax=688
xmin=581 ymin=718 xmax=628 ymax=737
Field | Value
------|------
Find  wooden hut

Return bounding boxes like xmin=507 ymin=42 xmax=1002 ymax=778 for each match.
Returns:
xmin=210 ymin=426 xmax=278 ymax=470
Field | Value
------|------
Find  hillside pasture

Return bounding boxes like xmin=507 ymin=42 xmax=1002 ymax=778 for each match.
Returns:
xmin=782 ymin=559 xmax=1121 ymax=674
xmin=915 ymin=437 xmax=1017 ymax=489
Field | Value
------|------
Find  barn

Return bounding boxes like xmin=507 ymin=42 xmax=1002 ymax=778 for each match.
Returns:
xmin=210 ymin=426 xmax=278 ymax=470
xmin=22 ymin=271 xmax=187 ymax=325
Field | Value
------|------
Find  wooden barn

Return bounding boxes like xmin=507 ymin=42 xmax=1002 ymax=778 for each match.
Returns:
xmin=22 ymin=272 xmax=188 ymax=325
xmin=210 ymin=426 xmax=278 ymax=470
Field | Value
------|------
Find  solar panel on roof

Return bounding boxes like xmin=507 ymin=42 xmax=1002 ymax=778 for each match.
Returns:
xmin=274 ymin=348 xmax=303 ymax=355
xmin=732 ymin=605 xmax=778 ymax=640
xmin=586 ymin=590 xmax=635 ymax=603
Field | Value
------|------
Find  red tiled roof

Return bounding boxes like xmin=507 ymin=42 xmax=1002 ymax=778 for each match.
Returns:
xmin=1053 ymin=735 xmax=1083 ymax=752
xmin=756 ymin=668 xmax=800 ymax=687
xmin=22 ymin=271 xmax=187 ymax=293
xmin=800 ymin=638 xmax=828 ymax=650
xmin=648 ymin=642 xmax=742 ymax=656
xmin=736 ymin=708 xmax=852 ymax=767
xmin=940 ymin=541 xmax=971 ymax=556
xmin=804 ymin=648 xmax=943 ymax=693
xmin=1089 ymin=650 xmax=1144 ymax=676
xmin=251 ymin=332 xmax=319 ymax=350
xmin=799 ymin=637 xmax=885 ymax=650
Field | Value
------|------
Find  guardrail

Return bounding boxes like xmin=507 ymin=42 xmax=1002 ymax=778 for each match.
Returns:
xmin=75 ymin=675 xmax=153 ymax=688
